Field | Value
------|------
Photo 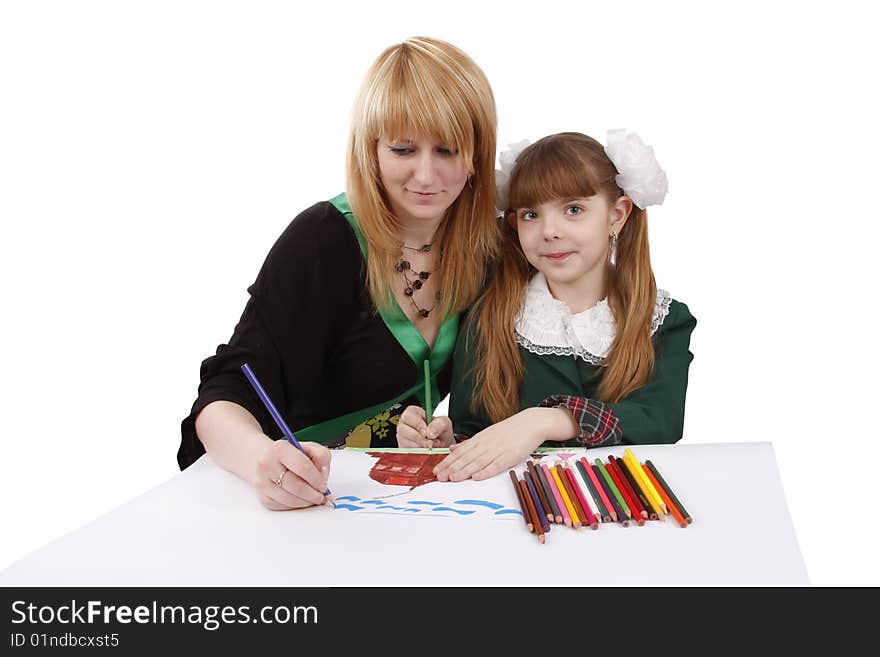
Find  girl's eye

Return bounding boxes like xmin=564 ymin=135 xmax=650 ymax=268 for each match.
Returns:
xmin=565 ymin=205 xmax=584 ymax=215
xmin=519 ymin=210 xmax=538 ymax=221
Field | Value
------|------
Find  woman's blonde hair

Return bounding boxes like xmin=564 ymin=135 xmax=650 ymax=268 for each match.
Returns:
xmin=346 ymin=36 xmax=499 ymax=317
xmin=471 ymin=132 xmax=657 ymax=422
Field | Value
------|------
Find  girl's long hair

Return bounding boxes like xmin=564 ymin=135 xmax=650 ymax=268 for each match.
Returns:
xmin=346 ymin=37 xmax=499 ymax=317
xmin=472 ymin=132 xmax=656 ymax=422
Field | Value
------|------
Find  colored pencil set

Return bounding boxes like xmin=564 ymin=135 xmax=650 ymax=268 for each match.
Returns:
xmin=508 ymin=448 xmax=691 ymax=544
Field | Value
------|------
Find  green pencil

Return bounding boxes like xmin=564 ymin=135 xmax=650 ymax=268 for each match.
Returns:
xmin=424 ymin=359 xmax=432 ymax=424
xmin=595 ymin=458 xmax=631 ymax=520
xmin=645 ymin=459 xmax=692 ymax=524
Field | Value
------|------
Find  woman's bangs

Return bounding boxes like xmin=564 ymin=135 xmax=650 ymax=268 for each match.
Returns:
xmin=366 ymin=63 xmax=473 ymax=165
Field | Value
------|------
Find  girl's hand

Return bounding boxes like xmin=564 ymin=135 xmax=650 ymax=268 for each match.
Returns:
xmin=433 ymin=408 xmax=574 ymax=482
xmin=396 ymin=405 xmax=455 ymax=448
xmin=254 ymin=439 xmax=332 ymax=510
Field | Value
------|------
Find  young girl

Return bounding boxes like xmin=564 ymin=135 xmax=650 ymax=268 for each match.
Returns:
xmin=396 ymin=130 xmax=696 ymax=482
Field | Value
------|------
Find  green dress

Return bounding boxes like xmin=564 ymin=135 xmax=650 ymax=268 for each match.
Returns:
xmin=449 ymin=273 xmax=696 ymax=447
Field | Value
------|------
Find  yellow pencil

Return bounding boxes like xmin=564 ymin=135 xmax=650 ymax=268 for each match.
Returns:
xmin=624 ymin=450 xmax=665 ymax=517
xmin=620 ymin=453 xmax=663 ymax=520
xmin=550 ymin=464 xmax=581 ymax=529
xmin=624 ymin=449 xmax=667 ymax=516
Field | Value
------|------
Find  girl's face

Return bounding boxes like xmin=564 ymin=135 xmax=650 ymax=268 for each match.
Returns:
xmin=376 ymin=135 xmax=469 ymax=228
xmin=513 ymin=194 xmax=629 ymax=308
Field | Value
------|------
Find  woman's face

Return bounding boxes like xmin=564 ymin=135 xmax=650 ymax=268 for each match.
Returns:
xmin=376 ymin=135 xmax=469 ymax=227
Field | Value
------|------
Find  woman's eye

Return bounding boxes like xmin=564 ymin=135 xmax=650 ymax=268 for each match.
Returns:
xmin=390 ymin=147 xmax=413 ymax=155
xmin=436 ymin=146 xmax=456 ymax=156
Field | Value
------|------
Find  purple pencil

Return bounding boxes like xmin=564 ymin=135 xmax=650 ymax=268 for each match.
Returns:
xmin=524 ymin=470 xmax=550 ymax=532
xmin=241 ymin=362 xmax=335 ymax=506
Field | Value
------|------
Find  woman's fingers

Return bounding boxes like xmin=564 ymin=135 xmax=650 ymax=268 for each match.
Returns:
xmin=255 ymin=440 xmax=330 ymax=509
xmin=257 ymin=467 xmax=322 ymax=509
xmin=299 ymin=442 xmax=331 ymax=487
xmin=279 ymin=442 xmax=328 ymax=495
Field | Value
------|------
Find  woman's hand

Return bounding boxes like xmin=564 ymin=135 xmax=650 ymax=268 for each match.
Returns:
xmin=396 ymin=405 xmax=455 ymax=448
xmin=433 ymin=407 xmax=576 ymax=482
xmin=254 ymin=439 xmax=332 ymax=510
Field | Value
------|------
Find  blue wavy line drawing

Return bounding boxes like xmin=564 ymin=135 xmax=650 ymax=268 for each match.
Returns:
xmin=454 ymin=499 xmax=504 ymax=510
xmin=431 ymin=507 xmax=475 ymax=515
xmin=495 ymin=509 xmax=523 ymax=516
xmin=334 ymin=504 xmax=366 ymax=511
xmin=407 ymin=500 xmax=442 ymax=506
xmin=336 ymin=495 xmax=361 ymax=502
xmin=360 ymin=500 xmax=385 ymax=505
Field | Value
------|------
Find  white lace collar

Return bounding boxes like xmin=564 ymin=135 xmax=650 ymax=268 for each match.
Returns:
xmin=514 ymin=272 xmax=672 ymax=365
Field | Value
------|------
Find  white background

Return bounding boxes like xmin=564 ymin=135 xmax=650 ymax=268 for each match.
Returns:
xmin=1 ymin=0 xmax=877 ymax=585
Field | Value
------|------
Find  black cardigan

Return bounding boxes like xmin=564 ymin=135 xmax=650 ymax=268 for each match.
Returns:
xmin=178 ymin=201 xmax=452 ymax=469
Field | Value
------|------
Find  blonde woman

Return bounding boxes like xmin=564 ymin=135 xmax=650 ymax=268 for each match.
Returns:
xmin=180 ymin=37 xmax=498 ymax=510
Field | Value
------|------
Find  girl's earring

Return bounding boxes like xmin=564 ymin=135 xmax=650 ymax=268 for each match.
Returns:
xmin=467 ymin=173 xmax=474 ymax=188
xmin=609 ymin=232 xmax=618 ymax=266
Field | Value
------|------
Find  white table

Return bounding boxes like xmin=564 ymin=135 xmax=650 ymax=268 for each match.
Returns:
xmin=0 ymin=442 xmax=809 ymax=586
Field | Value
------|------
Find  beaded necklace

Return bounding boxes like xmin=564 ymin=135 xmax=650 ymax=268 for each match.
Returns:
xmin=396 ymin=243 xmax=441 ymax=319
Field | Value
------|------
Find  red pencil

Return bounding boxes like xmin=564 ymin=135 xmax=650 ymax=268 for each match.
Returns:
xmin=609 ymin=455 xmax=648 ymax=520
xmin=564 ymin=465 xmax=598 ymax=529
xmin=554 ymin=464 xmax=583 ymax=528
xmin=583 ymin=458 xmax=616 ymax=523
xmin=606 ymin=458 xmax=645 ymax=526
xmin=607 ymin=457 xmax=646 ymax=525
xmin=509 ymin=470 xmax=533 ymax=533
xmin=520 ymin=479 xmax=545 ymax=543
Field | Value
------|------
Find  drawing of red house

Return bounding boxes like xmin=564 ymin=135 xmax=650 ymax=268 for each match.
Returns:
xmin=367 ymin=452 xmax=447 ymax=488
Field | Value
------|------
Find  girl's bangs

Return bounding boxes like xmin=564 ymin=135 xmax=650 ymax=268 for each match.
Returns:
xmin=509 ymin=144 xmax=601 ymax=209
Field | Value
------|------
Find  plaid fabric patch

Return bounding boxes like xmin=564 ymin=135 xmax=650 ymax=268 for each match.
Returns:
xmin=538 ymin=395 xmax=622 ymax=446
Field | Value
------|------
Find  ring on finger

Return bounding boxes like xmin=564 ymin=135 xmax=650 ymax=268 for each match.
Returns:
xmin=271 ymin=469 xmax=286 ymax=487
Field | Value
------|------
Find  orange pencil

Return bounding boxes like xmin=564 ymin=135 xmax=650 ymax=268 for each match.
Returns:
xmin=520 ymin=479 xmax=545 ymax=544
xmin=643 ymin=464 xmax=688 ymax=528
xmin=509 ymin=470 xmax=533 ymax=533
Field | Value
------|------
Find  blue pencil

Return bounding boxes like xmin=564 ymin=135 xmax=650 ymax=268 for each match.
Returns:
xmin=241 ymin=363 xmax=335 ymax=506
